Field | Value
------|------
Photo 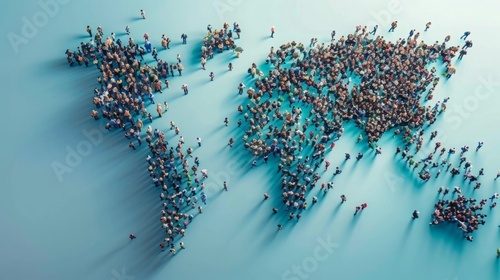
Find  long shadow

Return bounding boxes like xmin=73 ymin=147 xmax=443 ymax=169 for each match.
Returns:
xmin=398 ymin=218 xmax=416 ymax=250
xmin=55 ymin=34 xmax=211 ymax=277
xmin=188 ymin=37 xmax=204 ymax=67
xmin=129 ymin=16 xmax=143 ymax=22
xmin=73 ymin=34 xmax=92 ymax=40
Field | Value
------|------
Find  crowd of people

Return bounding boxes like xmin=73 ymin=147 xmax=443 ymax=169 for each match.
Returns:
xmin=391 ymin=124 xmax=496 ymax=240
xmin=235 ymin=25 xmax=465 ymax=221
xmin=229 ymin=24 xmax=500 ymax=240
xmin=66 ymin=21 xmax=208 ymax=254
xmin=431 ymin=193 xmax=494 ymax=241
xmin=147 ymin=125 xmax=208 ymax=253
xmin=396 ymin=139 xmax=488 ymax=186
xmin=201 ymin=22 xmax=241 ymax=65
xmin=66 ymin=11 xmax=497 ymax=253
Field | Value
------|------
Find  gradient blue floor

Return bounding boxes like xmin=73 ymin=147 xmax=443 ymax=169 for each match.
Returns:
xmin=1 ymin=0 xmax=499 ymax=279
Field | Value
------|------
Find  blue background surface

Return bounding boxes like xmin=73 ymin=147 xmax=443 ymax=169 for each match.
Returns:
xmin=0 ymin=0 xmax=499 ymax=279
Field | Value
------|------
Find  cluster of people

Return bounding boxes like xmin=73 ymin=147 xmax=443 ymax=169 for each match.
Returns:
xmin=396 ymin=137 xmax=490 ymax=185
xmin=431 ymin=193 xmax=494 ymax=241
xmin=67 ymin=15 xmax=497 ymax=252
xmin=147 ymin=125 xmax=208 ymax=252
xmin=201 ymin=22 xmax=241 ymax=63
xmin=66 ymin=23 xmax=208 ymax=254
xmin=235 ymin=24 xmax=464 ymax=224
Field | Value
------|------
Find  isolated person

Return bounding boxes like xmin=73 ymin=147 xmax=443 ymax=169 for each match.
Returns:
xmin=182 ymin=84 xmax=189 ymax=95
xmin=412 ymin=210 xmax=420 ymax=219
xmin=460 ymin=31 xmax=471 ymax=40
xmin=425 ymin=22 xmax=431 ymax=31
xmin=181 ymin=33 xmax=188 ymax=44
xmin=389 ymin=21 xmax=398 ymax=32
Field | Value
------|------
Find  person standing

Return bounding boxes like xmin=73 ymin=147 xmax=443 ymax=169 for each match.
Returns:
xmin=412 ymin=210 xmax=420 ymax=219
xmin=458 ymin=49 xmax=467 ymax=60
xmin=408 ymin=29 xmax=415 ymax=40
xmin=86 ymin=25 xmax=92 ymax=37
xmin=144 ymin=40 xmax=152 ymax=53
xmin=463 ymin=40 xmax=473 ymax=50
xmin=182 ymin=84 xmax=189 ymax=95
xmin=156 ymin=104 xmax=163 ymax=118
xmin=177 ymin=63 xmax=183 ymax=76
xmin=201 ymin=57 xmax=206 ymax=70
xmin=235 ymin=23 xmax=241 ymax=39
xmin=425 ymin=22 xmax=431 ymax=31
xmin=476 ymin=141 xmax=484 ymax=151
xmin=270 ymin=26 xmax=276 ymax=38
xmin=152 ymin=48 xmax=158 ymax=61
xmin=140 ymin=9 xmax=146 ymax=19
xmin=389 ymin=21 xmax=398 ymax=32
xmin=238 ymin=82 xmax=245 ymax=95
xmin=460 ymin=31 xmax=471 ymax=40
xmin=181 ymin=33 xmax=188 ymax=44
xmin=354 ymin=206 xmax=361 ymax=215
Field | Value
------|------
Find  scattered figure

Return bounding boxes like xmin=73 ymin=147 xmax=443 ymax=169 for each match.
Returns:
xmin=412 ymin=210 xmax=420 ymax=220
xmin=460 ymin=31 xmax=471 ymax=40
xmin=425 ymin=22 xmax=431 ymax=31
xmin=389 ymin=21 xmax=398 ymax=32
